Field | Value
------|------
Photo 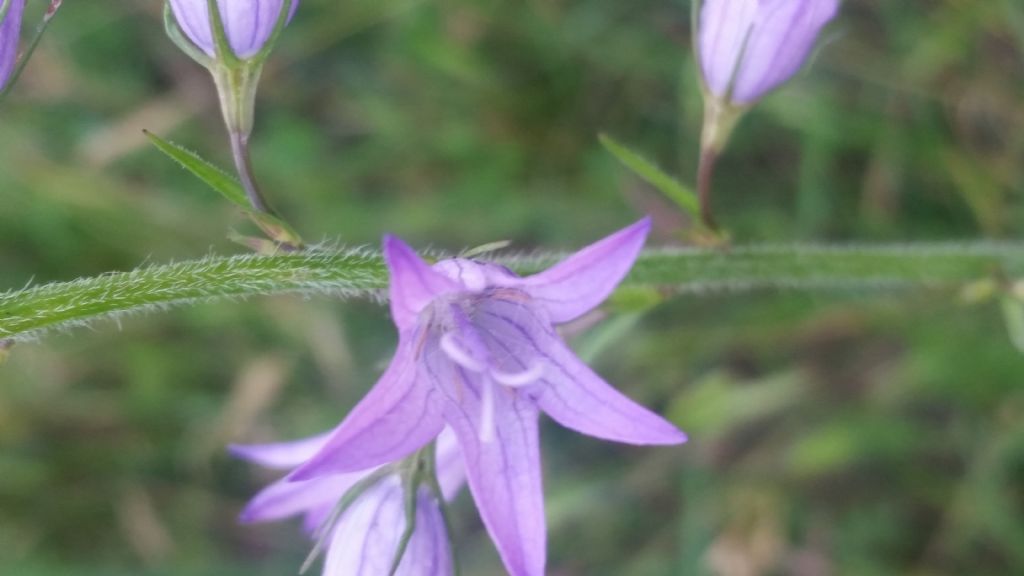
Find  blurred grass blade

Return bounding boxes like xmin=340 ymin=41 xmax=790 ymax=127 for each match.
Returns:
xmin=0 ymin=0 xmax=62 ymax=100
xmin=599 ymin=133 xmax=699 ymax=217
xmin=144 ymin=131 xmax=302 ymax=246
xmin=1005 ymin=0 xmax=1024 ymax=48
xmin=1001 ymin=296 xmax=1024 ymax=354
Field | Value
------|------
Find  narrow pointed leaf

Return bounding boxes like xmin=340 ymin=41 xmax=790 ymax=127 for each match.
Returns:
xmin=145 ymin=130 xmax=249 ymax=207
xmin=599 ymin=133 xmax=699 ymax=216
xmin=144 ymin=130 xmax=302 ymax=245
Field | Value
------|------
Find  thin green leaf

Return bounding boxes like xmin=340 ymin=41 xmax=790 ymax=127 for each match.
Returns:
xmin=599 ymin=133 xmax=700 ymax=216
xmin=144 ymin=130 xmax=303 ymax=246
xmin=144 ymin=130 xmax=249 ymax=208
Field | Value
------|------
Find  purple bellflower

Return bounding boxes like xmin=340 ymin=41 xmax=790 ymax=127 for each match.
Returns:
xmin=0 ymin=0 xmax=25 ymax=92
xmin=698 ymin=0 xmax=839 ymax=105
xmin=233 ymin=428 xmax=465 ymax=575
xmin=289 ymin=218 xmax=687 ymax=576
xmin=167 ymin=0 xmax=299 ymax=59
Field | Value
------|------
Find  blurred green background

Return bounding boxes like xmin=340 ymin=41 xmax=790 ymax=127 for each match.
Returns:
xmin=2 ymin=0 xmax=1024 ymax=574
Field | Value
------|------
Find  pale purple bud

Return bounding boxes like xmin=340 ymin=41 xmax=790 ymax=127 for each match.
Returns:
xmin=0 ymin=0 xmax=25 ymax=91
xmin=698 ymin=0 xmax=839 ymax=104
xmin=324 ymin=479 xmax=453 ymax=576
xmin=168 ymin=0 xmax=299 ymax=59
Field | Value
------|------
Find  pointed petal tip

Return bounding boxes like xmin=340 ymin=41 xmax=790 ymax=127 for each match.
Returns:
xmin=616 ymin=216 xmax=653 ymax=242
xmin=664 ymin=428 xmax=689 ymax=445
xmin=633 ymin=421 xmax=689 ymax=446
xmin=382 ymin=233 xmax=414 ymax=258
xmin=237 ymin=507 xmax=259 ymax=524
xmin=226 ymin=443 xmax=254 ymax=460
xmin=237 ymin=498 xmax=272 ymax=524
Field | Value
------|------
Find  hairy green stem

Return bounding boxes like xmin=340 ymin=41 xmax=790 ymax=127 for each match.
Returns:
xmin=2 ymin=243 xmax=1023 ymax=342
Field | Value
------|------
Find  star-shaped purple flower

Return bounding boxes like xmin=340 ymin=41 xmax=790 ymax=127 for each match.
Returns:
xmin=290 ymin=217 xmax=687 ymax=576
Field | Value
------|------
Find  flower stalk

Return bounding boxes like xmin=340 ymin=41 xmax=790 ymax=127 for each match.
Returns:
xmin=692 ymin=0 xmax=838 ymax=229
xmin=2 ymin=243 xmax=1024 ymax=344
xmin=164 ymin=0 xmax=301 ymax=247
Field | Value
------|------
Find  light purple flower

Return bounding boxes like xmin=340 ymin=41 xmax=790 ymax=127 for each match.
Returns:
xmin=698 ymin=0 xmax=839 ymax=104
xmin=233 ymin=428 xmax=464 ymax=575
xmin=0 ymin=0 xmax=25 ymax=91
xmin=168 ymin=0 xmax=299 ymax=59
xmin=289 ymin=218 xmax=687 ymax=576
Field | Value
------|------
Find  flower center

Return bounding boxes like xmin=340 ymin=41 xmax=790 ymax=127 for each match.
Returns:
xmin=439 ymin=304 xmax=543 ymax=443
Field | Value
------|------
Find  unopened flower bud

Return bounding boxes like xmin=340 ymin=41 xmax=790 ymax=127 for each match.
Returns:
xmin=167 ymin=0 xmax=298 ymax=60
xmin=698 ymin=0 xmax=839 ymax=107
xmin=165 ymin=0 xmax=298 ymax=137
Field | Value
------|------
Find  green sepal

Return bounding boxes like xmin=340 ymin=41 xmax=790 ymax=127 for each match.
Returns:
xmin=162 ymin=3 xmax=214 ymax=68
xmin=144 ymin=130 xmax=303 ymax=247
xmin=205 ymin=0 xmax=241 ymax=67
xmin=461 ymin=240 xmax=512 ymax=259
xmin=389 ymin=471 xmax=420 ymax=576
xmin=227 ymin=231 xmax=287 ymax=255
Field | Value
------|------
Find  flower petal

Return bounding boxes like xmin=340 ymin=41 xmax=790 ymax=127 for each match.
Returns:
xmin=444 ymin=380 xmax=545 ymax=576
xmin=730 ymin=0 xmax=839 ymax=103
xmin=515 ymin=218 xmax=651 ymax=324
xmin=698 ymin=0 xmax=758 ymax=97
xmin=534 ymin=339 xmax=687 ymax=445
xmin=0 ymin=0 xmax=25 ymax=91
xmin=168 ymin=0 xmax=214 ymax=55
xmin=229 ymin=431 xmax=332 ymax=470
xmin=219 ymin=0 xmax=300 ymax=58
xmin=290 ymin=337 xmax=445 ymax=480
xmin=169 ymin=0 xmax=300 ymax=58
xmin=239 ymin=472 xmax=360 ymax=526
xmin=384 ymin=234 xmax=462 ymax=332
xmin=435 ymin=428 xmax=467 ymax=501
xmin=476 ymin=297 xmax=686 ymax=445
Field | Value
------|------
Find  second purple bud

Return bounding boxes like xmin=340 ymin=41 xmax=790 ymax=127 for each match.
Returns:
xmin=167 ymin=0 xmax=299 ymax=60
xmin=697 ymin=0 xmax=839 ymax=106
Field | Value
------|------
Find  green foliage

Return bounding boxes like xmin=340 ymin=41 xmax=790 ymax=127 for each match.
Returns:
xmin=2 ymin=0 xmax=1024 ymax=575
